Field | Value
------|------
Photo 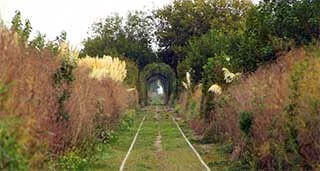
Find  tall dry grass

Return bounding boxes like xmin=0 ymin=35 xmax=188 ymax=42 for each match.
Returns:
xmin=63 ymin=66 xmax=131 ymax=149
xmin=0 ymin=29 xmax=61 ymax=166
xmin=212 ymin=49 xmax=301 ymax=143
xmin=293 ymin=48 xmax=320 ymax=166
xmin=206 ymin=46 xmax=320 ymax=169
xmin=0 ymin=28 xmax=137 ymax=168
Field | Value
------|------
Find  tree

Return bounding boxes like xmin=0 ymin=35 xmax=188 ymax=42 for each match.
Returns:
xmin=10 ymin=11 xmax=69 ymax=54
xmin=29 ymin=31 xmax=46 ymax=50
xmin=11 ymin=10 xmax=32 ymax=43
xmin=80 ymin=11 xmax=157 ymax=69
xmin=154 ymin=0 xmax=252 ymax=72
xmin=154 ymin=0 xmax=211 ymax=71
xmin=46 ymin=31 xmax=68 ymax=54
xmin=246 ymin=0 xmax=320 ymax=46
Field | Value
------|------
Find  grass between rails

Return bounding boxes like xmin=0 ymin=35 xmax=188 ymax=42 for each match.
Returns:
xmin=123 ymin=109 xmax=158 ymax=171
xmin=124 ymin=106 xmax=205 ymax=171
xmin=91 ymin=106 xmax=207 ymax=171
xmin=159 ymin=115 xmax=204 ymax=170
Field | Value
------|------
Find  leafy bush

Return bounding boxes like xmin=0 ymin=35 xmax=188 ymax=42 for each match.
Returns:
xmin=239 ymin=111 xmax=253 ymax=136
xmin=124 ymin=59 xmax=139 ymax=87
xmin=247 ymin=0 xmax=320 ymax=46
xmin=0 ymin=118 xmax=28 ymax=170
xmin=80 ymin=11 xmax=156 ymax=69
xmin=155 ymin=0 xmax=251 ymax=71
xmin=58 ymin=150 xmax=89 ymax=171
xmin=54 ymin=57 xmax=76 ymax=86
xmin=119 ymin=113 xmax=135 ymax=132
xmin=0 ymin=82 xmax=8 ymax=109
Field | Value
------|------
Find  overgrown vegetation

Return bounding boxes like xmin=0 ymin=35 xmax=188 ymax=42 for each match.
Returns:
xmin=202 ymin=45 xmax=320 ymax=170
xmin=169 ymin=0 xmax=320 ymax=170
xmin=0 ymin=20 xmax=137 ymax=169
xmin=2 ymin=0 xmax=320 ymax=170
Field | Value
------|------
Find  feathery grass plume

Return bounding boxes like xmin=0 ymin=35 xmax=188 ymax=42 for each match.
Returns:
xmin=126 ymin=88 xmax=136 ymax=92
xmin=59 ymin=42 xmax=79 ymax=60
xmin=222 ymin=67 xmax=241 ymax=83
xmin=186 ymin=72 xmax=191 ymax=88
xmin=78 ymin=55 xmax=127 ymax=82
xmin=182 ymin=81 xmax=189 ymax=90
xmin=182 ymin=72 xmax=192 ymax=90
xmin=208 ymin=84 xmax=222 ymax=95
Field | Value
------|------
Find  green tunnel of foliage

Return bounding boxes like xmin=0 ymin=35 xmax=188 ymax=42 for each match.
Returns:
xmin=139 ymin=63 xmax=176 ymax=106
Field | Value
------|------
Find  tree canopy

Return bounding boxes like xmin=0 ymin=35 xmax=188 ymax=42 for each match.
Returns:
xmin=80 ymin=0 xmax=320 ymax=92
xmin=80 ymin=11 xmax=157 ymax=69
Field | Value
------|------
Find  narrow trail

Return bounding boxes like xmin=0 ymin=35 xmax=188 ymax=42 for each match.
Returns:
xmin=154 ymin=131 xmax=162 ymax=153
xmin=154 ymin=111 xmax=163 ymax=154
xmin=120 ymin=106 xmax=209 ymax=171
xmin=154 ymin=110 xmax=165 ymax=169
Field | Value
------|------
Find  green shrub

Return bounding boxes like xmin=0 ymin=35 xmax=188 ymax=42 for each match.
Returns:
xmin=53 ymin=57 xmax=77 ymax=122
xmin=189 ymin=100 xmax=198 ymax=117
xmin=239 ymin=111 xmax=253 ymax=136
xmin=119 ymin=114 xmax=134 ymax=132
xmin=53 ymin=57 xmax=77 ymax=86
xmin=94 ymin=105 xmax=117 ymax=144
xmin=58 ymin=150 xmax=89 ymax=171
xmin=0 ymin=118 xmax=28 ymax=171
xmin=0 ymin=82 xmax=8 ymax=109
xmin=174 ymin=104 xmax=180 ymax=113
xmin=124 ymin=59 xmax=139 ymax=87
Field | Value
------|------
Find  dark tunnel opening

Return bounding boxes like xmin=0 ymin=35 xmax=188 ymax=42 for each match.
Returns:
xmin=146 ymin=74 xmax=169 ymax=105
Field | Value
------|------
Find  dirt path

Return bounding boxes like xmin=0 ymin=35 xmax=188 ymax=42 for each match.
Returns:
xmin=154 ymin=111 xmax=162 ymax=154
xmin=154 ymin=131 xmax=162 ymax=153
xmin=153 ymin=109 xmax=166 ymax=169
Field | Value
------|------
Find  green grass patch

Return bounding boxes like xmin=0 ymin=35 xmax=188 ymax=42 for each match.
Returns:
xmin=0 ymin=117 xmax=29 ymax=171
xmin=176 ymin=117 xmax=247 ymax=171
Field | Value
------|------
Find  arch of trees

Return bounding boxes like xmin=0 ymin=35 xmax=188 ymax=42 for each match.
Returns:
xmin=139 ymin=63 xmax=176 ymax=106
